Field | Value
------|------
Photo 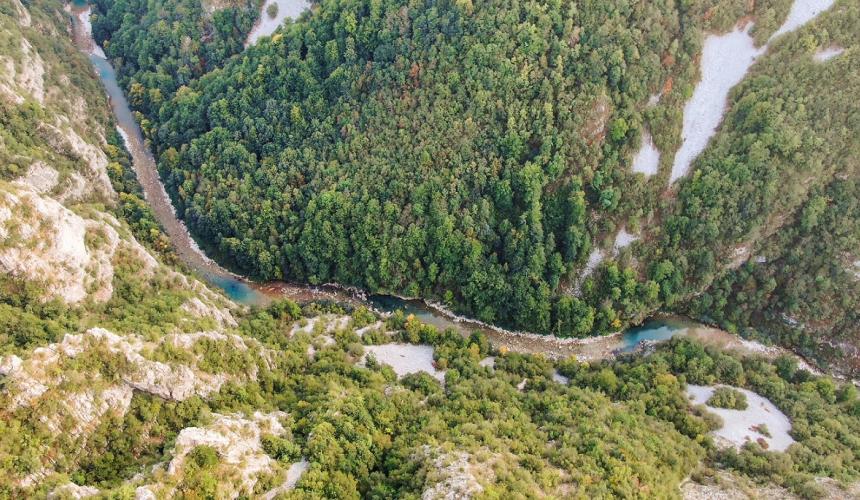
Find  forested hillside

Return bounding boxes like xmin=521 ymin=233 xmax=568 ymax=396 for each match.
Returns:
xmin=90 ymin=0 xmax=259 ymax=119
xmin=687 ymin=177 xmax=860 ymax=373
xmin=5 ymin=0 xmax=860 ymax=499
xmin=650 ymin=2 xmax=860 ymax=374
xmin=89 ymin=0 xmax=743 ymax=325
xmin=90 ymin=0 xmax=859 ymax=373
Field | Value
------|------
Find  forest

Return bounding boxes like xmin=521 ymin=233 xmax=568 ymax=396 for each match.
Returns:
xmin=88 ymin=0 xmax=860 ymax=372
xmin=89 ymin=0 xmax=717 ymax=335
xmin=653 ymin=2 xmax=860 ymax=373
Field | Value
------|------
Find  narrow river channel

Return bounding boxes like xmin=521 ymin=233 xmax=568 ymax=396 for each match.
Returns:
xmin=68 ymin=1 xmax=758 ymax=360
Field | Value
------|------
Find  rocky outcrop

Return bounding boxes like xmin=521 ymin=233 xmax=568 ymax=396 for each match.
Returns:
xmin=14 ymin=162 xmax=59 ymax=194
xmin=0 ymin=328 xmax=261 ymax=433
xmin=48 ymin=482 xmax=100 ymax=499
xmin=419 ymin=448 xmax=486 ymax=500
xmin=43 ymin=386 xmax=134 ymax=436
xmin=0 ymin=184 xmax=119 ymax=303
xmin=0 ymin=38 xmax=45 ymax=104
xmin=201 ymin=0 xmax=241 ymax=16
xmin=0 ymin=2 xmax=254 ymax=495
xmin=0 ymin=182 xmax=204 ymax=305
xmin=288 ymin=314 xmax=351 ymax=336
xmin=181 ymin=297 xmax=238 ymax=328
xmin=1 ymin=0 xmax=114 ymax=200
xmin=679 ymin=471 xmax=860 ymax=500
xmin=37 ymin=122 xmax=114 ymax=202
xmin=261 ymin=459 xmax=309 ymax=500
xmin=11 ymin=0 xmax=31 ymax=28
xmin=144 ymin=412 xmax=290 ymax=497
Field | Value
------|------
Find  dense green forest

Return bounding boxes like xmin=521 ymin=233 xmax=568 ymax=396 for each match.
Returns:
xmin=88 ymin=0 xmax=738 ymax=332
xmin=91 ymin=0 xmax=260 ymax=111
xmin=663 ymin=4 xmax=860 ymax=374
xmin=89 ymin=0 xmax=860 ymax=372
xmin=687 ymin=176 xmax=860 ymax=374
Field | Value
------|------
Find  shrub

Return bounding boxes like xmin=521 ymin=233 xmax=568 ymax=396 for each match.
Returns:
xmin=707 ymin=387 xmax=748 ymax=410
xmin=261 ymin=435 xmax=300 ymax=462
xmin=188 ymin=445 xmax=220 ymax=469
xmin=752 ymin=423 xmax=771 ymax=438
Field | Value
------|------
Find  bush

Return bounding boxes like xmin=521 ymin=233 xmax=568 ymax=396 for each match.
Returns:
xmin=188 ymin=445 xmax=220 ymax=469
xmin=261 ymin=435 xmax=301 ymax=462
xmin=707 ymin=387 xmax=748 ymax=410
xmin=752 ymin=423 xmax=771 ymax=438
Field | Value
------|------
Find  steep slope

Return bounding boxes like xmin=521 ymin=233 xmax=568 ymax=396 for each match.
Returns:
xmin=1 ymin=0 xmax=112 ymax=201
xmin=645 ymin=2 xmax=860 ymax=376
xmin=0 ymin=2 xmax=243 ymax=487
xmin=0 ymin=2 xmax=236 ymax=348
xmin=687 ymin=176 xmax=860 ymax=375
xmin=4 ymin=303 xmax=860 ymax=498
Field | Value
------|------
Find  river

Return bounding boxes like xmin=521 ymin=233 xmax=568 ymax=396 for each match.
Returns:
xmin=68 ymin=2 xmax=772 ymax=360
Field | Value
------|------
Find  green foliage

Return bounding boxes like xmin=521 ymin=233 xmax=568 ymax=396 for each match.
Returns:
xmin=92 ymin=0 xmax=259 ymax=120
xmin=262 ymin=435 xmax=301 ymax=462
xmin=105 ymin=130 xmax=177 ymax=260
xmin=74 ymin=395 xmax=208 ymax=487
xmin=0 ymin=276 xmax=79 ymax=355
xmin=707 ymin=386 xmax=749 ymax=410
xmin=642 ymin=1 xmax=860 ymax=375
xmin=194 ymin=338 xmax=258 ymax=374
xmin=176 ymin=445 xmax=221 ymax=497
xmin=753 ymin=423 xmax=771 ymax=438
xmin=687 ymin=175 xmax=860 ymax=375
xmin=6 ymin=0 xmax=860 ymax=494
xmin=238 ymin=299 xmax=303 ymax=348
xmin=188 ymin=445 xmax=220 ymax=469
xmin=574 ymin=338 xmax=860 ymax=494
xmin=92 ymin=265 xmax=201 ymax=336
xmin=94 ymin=0 xmax=728 ymax=337
xmin=92 ymin=0 xmax=860 ymax=378
xmin=3 ymin=303 xmax=860 ymax=498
